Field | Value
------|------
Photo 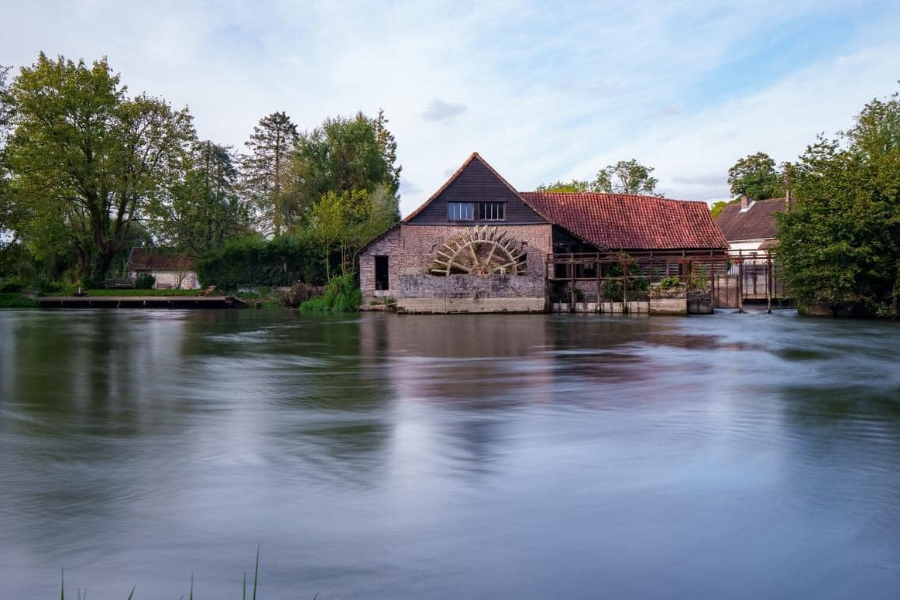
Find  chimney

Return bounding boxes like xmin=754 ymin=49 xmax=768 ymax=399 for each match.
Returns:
xmin=740 ymin=195 xmax=749 ymax=210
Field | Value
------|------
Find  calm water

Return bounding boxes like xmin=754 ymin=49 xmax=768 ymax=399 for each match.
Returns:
xmin=1 ymin=310 xmax=899 ymax=599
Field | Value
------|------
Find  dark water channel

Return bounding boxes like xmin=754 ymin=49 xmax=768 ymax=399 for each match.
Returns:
xmin=1 ymin=310 xmax=899 ymax=599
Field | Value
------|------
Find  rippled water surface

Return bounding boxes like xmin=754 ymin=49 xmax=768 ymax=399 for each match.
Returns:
xmin=1 ymin=310 xmax=899 ymax=599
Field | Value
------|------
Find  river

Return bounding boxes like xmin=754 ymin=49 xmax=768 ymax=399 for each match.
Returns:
xmin=1 ymin=310 xmax=899 ymax=599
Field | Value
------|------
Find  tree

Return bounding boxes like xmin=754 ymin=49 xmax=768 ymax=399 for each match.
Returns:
xmin=241 ymin=111 xmax=298 ymax=236
xmin=727 ymin=152 xmax=783 ymax=200
xmin=593 ymin=159 xmax=661 ymax=196
xmin=373 ymin=108 xmax=401 ymax=203
xmin=535 ymin=179 xmax=590 ymax=193
xmin=776 ymin=89 xmax=900 ymax=316
xmin=290 ymin=112 xmax=401 ymax=228
xmin=308 ymin=187 xmax=395 ymax=278
xmin=3 ymin=54 xmax=195 ymax=285
xmin=152 ymin=140 xmax=248 ymax=254
xmin=709 ymin=200 xmax=729 ymax=218
xmin=0 ymin=64 xmax=17 ymax=266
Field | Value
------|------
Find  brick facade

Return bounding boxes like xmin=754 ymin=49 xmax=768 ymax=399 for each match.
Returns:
xmin=360 ymin=223 xmax=552 ymax=311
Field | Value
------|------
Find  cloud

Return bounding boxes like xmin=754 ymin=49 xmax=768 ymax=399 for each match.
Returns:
xmin=421 ymin=98 xmax=468 ymax=123
xmin=1 ymin=0 xmax=899 ymax=215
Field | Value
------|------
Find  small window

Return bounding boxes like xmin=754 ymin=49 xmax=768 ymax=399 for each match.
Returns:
xmin=448 ymin=202 xmax=474 ymax=221
xmin=479 ymin=202 xmax=506 ymax=221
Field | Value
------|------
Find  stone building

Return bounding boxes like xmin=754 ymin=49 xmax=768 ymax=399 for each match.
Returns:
xmin=360 ymin=153 xmax=727 ymax=314
xmin=125 ymin=247 xmax=200 ymax=290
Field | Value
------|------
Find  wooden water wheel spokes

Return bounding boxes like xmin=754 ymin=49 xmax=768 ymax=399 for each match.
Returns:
xmin=431 ymin=226 xmax=528 ymax=276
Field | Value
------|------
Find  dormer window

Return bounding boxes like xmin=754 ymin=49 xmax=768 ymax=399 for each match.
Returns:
xmin=448 ymin=202 xmax=474 ymax=221
xmin=479 ymin=202 xmax=506 ymax=221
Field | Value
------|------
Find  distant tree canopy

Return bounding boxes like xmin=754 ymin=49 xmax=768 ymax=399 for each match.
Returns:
xmin=709 ymin=200 xmax=733 ymax=218
xmin=776 ymin=88 xmax=900 ymax=316
xmin=0 ymin=53 xmax=403 ymax=289
xmin=537 ymin=159 xmax=661 ymax=196
xmin=727 ymin=152 xmax=784 ymax=200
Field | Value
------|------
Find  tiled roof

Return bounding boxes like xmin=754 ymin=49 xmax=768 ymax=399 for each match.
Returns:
xmin=715 ymin=198 xmax=786 ymax=242
xmin=126 ymin=247 xmax=196 ymax=271
xmin=521 ymin=192 xmax=729 ymax=250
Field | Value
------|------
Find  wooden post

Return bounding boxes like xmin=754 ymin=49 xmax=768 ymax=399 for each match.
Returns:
xmin=766 ymin=254 xmax=772 ymax=314
xmin=737 ymin=256 xmax=744 ymax=314
xmin=596 ymin=254 xmax=602 ymax=313
xmin=569 ymin=260 xmax=575 ymax=313
xmin=622 ymin=259 xmax=628 ymax=314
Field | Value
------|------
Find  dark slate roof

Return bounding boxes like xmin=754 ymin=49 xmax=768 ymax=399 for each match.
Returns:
xmin=126 ymin=247 xmax=196 ymax=271
xmin=715 ymin=198 xmax=786 ymax=242
xmin=522 ymin=192 xmax=729 ymax=250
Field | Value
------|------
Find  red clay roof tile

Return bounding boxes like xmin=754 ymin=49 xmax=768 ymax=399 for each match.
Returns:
xmin=521 ymin=192 xmax=728 ymax=250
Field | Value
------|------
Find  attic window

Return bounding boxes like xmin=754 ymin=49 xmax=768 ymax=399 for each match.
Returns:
xmin=479 ymin=202 xmax=506 ymax=221
xmin=448 ymin=202 xmax=474 ymax=221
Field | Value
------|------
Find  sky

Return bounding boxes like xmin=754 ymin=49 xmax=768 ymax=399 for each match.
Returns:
xmin=2 ymin=0 xmax=899 ymax=216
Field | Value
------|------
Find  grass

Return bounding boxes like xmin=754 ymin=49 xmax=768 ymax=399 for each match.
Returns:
xmin=0 ymin=293 xmax=37 ymax=308
xmin=57 ymin=547 xmax=300 ymax=600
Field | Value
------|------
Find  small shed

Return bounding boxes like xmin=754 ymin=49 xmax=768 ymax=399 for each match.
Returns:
xmin=125 ymin=247 xmax=200 ymax=290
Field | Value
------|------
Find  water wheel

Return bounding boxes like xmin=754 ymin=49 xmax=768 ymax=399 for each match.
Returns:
xmin=431 ymin=226 xmax=527 ymax=276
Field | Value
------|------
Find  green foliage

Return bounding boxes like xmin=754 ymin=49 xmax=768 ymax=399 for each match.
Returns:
xmin=727 ymin=152 xmax=784 ymax=200
xmin=535 ymin=179 xmax=590 ymax=193
xmin=602 ymin=258 xmax=647 ymax=300
xmin=241 ymin=112 xmax=298 ymax=236
xmin=197 ymin=234 xmax=324 ymax=289
xmin=152 ymin=141 xmax=249 ymax=254
xmin=134 ymin=274 xmax=156 ymax=289
xmin=537 ymin=159 xmax=661 ymax=196
xmin=660 ymin=276 xmax=681 ymax=290
xmin=300 ymin=274 xmax=361 ymax=312
xmin=593 ymin=159 xmax=660 ymax=196
xmin=290 ymin=112 xmax=401 ymax=227
xmin=777 ymin=90 xmax=900 ymax=316
xmin=709 ymin=199 xmax=738 ymax=218
xmin=0 ymin=293 xmax=35 ymax=308
xmin=3 ymin=53 xmax=196 ymax=284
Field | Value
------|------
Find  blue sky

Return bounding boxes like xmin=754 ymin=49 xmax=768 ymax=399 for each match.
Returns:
xmin=2 ymin=0 xmax=899 ymax=215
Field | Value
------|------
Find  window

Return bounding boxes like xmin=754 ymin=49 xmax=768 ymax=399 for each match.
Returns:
xmin=448 ymin=202 xmax=474 ymax=221
xmin=479 ymin=202 xmax=506 ymax=221
xmin=374 ymin=256 xmax=389 ymax=291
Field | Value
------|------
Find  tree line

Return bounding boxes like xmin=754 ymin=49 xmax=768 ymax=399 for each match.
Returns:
xmin=0 ymin=53 xmax=400 ymax=288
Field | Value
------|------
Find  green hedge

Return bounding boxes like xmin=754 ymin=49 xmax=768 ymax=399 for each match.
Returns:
xmin=197 ymin=235 xmax=325 ymax=289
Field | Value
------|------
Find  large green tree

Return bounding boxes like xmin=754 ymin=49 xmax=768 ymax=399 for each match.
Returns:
xmin=727 ymin=152 xmax=783 ymax=200
xmin=776 ymin=90 xmax=900 ymax=316
xmin=290 ymin=112 xmax=401 ymax=228
xmin=2 ymin=54 xmax=195 ymax=284
xmin=152 ymin=140 xmax=248 ymax=254
xmin=241 ymin=111 xmax=298 ymax=236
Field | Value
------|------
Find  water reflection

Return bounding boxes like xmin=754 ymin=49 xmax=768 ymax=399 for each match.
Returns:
xmin=1 ymin=310 xmax=899 ymax=599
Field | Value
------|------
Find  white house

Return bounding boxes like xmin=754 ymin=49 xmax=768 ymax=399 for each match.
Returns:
xmin=125 ymin=247 xmax=200 ymax=290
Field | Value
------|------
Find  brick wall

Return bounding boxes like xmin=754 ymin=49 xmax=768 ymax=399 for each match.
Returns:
xmin=361 ymin=224 xmax=552 ymax=310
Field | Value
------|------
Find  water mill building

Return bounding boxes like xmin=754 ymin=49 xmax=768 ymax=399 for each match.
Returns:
xmin=360 ymin=153 xmax=729 ymax=314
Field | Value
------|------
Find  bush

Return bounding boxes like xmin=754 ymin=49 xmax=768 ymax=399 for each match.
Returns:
xmin=660 ymin=276 xmax=681 ymax=290
xmin=0 ymin=277 xmax=25 ymax=293
xmin=135 ymin=273 xmax=156 ymax=289
xmin=0 ymin=293 xmax=36 ymax=308
xmin=300 ymin=274 xmax=361 ymax=312
xmin=197 ymin=234 xmax=325 ymax=289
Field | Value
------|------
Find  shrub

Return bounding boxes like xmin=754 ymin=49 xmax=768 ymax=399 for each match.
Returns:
xmin=0 ymin=277 xmax=25 ymax=293
xmin=300 ymin=274 xmax=361 ymax=312
xmin=135 ymin=273 xmax=156 ymax=289
xmin=660 ymin=276 xmax=681 ymax=290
